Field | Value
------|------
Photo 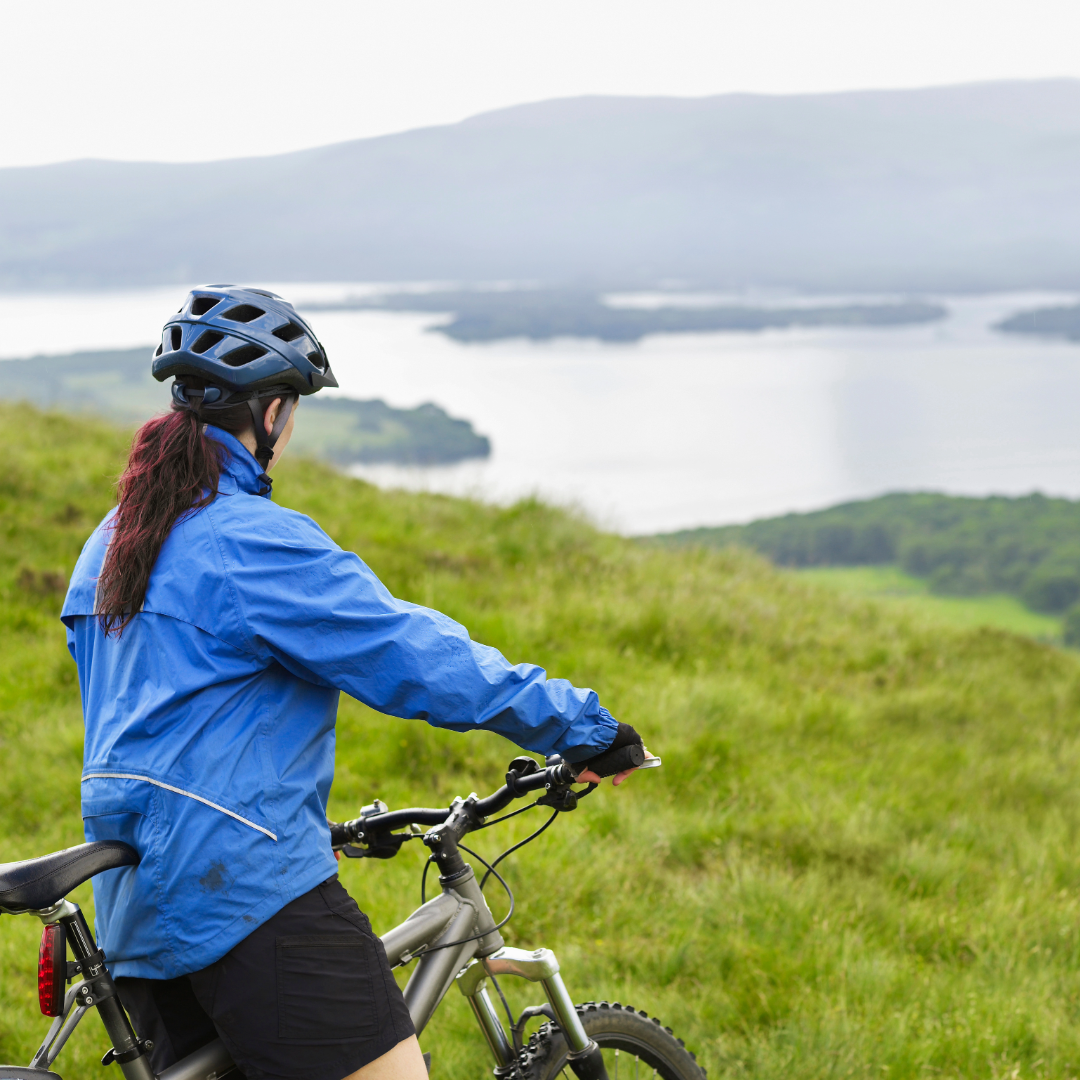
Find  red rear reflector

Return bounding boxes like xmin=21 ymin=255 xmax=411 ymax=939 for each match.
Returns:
xmin=38 ymin=922 xmax=66 ymax=1017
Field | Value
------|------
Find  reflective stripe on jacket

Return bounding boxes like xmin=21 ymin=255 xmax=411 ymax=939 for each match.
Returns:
xmin=61 ymin=426 xmax=618 ymax=979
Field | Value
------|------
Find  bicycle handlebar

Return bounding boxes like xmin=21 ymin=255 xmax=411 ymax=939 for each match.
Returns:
xmin=580 ymin=742 xmax=646 ymax=778
xmin=329 ymin=746 xmax=656 ymax=851
xmin=475 ymin=760 xmax=573 ymax=816
xmin=329 ymin=760 xmax=576 ymax=848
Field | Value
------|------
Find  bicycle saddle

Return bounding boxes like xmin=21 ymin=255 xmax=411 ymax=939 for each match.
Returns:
xmin=0 ymin=842 xmax=138 ymax=914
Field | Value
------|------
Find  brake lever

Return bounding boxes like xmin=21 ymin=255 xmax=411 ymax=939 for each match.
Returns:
xmin=340 ymin=830 xmax=417 ymax=860
xmin=536 ymin=779 xmax=597 ymax=812
xmin=505 ymin=755 xmax=541 ymax=796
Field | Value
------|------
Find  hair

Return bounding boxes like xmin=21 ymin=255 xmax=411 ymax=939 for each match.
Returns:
xmin=96 ymin=382 xmax=281 ymax=637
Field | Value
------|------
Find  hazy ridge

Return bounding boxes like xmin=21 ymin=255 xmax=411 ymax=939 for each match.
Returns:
xmin=3 ymin=81 xmax=1080 ymax=291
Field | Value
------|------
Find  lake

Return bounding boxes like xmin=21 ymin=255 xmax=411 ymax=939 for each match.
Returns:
xmin=1 ymin=285 xmax=1078 ymax=534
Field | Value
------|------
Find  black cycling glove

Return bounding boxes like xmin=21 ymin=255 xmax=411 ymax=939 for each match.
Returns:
xmin=573 ymin=722 xmax=645 ymax=779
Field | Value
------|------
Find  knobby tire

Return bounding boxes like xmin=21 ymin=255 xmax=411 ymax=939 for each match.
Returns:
xmin=515 ymin=1001 xmax=706 ymax=1080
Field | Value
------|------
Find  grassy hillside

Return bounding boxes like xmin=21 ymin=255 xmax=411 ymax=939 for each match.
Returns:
xmin=0 ymin=348 xmax=490 ymax=465
xmin=6 ymin=403 xmax=1080 ymax=1077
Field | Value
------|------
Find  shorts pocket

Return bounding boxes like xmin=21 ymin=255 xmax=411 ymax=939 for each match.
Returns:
xmin=276 ymin=932 xmax=384 ymax=1042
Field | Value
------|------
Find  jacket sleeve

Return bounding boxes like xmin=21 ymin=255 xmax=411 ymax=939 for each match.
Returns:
xmin=222 ymin=505 xmax=619 ymax=762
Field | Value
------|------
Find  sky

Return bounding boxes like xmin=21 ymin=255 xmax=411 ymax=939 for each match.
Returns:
xmin=2 ymin=0 xmax=1079 ymax=169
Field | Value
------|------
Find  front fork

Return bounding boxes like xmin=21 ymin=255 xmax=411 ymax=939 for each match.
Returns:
xmin=457 ymin=948 xmax=609 ymax=1080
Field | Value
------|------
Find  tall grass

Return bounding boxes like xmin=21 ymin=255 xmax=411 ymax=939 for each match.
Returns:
xmin=3 ymin=402 xmax=1080 ymax=1077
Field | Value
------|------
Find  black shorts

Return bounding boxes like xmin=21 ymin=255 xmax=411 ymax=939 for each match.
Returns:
xmin=116 ymin=877 xmax=416 ymax=1080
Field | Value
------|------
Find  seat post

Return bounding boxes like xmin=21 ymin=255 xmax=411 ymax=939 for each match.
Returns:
xmin=54 ymin=903 xmax=155 ymax=1080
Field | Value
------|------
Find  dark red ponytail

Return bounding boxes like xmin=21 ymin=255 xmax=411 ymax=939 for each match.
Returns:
xmin=97 ymin=385 xmax=279 ymax=637
xmin=96 ymin=409 xmax=224 ymax=636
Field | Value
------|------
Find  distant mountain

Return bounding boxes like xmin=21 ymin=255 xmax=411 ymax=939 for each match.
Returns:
xmin=0 ymin=349 xmax=490 ymax=466
xmin=3 ymin=80 xmax=1080 ymax=292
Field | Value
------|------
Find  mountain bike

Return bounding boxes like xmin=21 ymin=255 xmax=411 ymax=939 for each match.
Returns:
xmin=0 ymin=751 xmax=704 ymax=1080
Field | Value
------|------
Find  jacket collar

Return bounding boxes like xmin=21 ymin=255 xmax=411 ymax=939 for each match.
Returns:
xmin=205 ymin=425 xmax=272 ymax=499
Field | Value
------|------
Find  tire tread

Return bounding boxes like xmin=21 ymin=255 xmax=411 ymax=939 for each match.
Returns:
xmin=517 ymin=1000 xmax=705 ymax=1079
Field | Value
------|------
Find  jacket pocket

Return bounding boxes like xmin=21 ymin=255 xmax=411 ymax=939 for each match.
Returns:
xmin=275 ymin=932 xmax=385 ymax=1042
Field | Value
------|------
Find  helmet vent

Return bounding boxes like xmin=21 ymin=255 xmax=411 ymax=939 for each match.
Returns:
xmin=222 ymin=345 xmax=268 ymax=367
xmin=191 ymin=296 xmax=222 ymax=317
xmin=272 ymin=322 xmax=305 ymax=343
xmin=170 ymin=326 xmax=182 ymax=351
xmin=154 ymin=344 xmax=163 ymax=357
xmin=192 ymin=330 xmax=225 ymax=355
xmin=221 ymin=304 xmax=264 ymax=324
xmin=307 ymin=349 xmax=327 ymax=371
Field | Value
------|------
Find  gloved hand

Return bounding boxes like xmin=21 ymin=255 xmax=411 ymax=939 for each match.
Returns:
xmin=573 ymin=722 xmax=651 ymax=785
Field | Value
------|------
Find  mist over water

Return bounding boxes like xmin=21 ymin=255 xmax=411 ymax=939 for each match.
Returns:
xmin=2 ymin=286 xmax=1078 ymax=534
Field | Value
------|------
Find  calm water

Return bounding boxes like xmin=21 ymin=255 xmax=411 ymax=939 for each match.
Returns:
xmin=2 ymin=285 xmax=1078 ymax=534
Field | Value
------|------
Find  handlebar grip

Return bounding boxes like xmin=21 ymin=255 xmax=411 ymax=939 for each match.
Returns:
xmin=581 ymin=742 xmax=645 ymax=778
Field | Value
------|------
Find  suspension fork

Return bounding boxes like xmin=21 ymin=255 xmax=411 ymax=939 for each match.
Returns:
xmin=34 ymin=899 xmax=154 ymax=1080
xmin=457 ymin=948 xmax=609 ymax=1080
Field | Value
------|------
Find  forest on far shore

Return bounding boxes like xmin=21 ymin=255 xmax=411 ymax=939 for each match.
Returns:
xmin=655 ymin=492 xmax=1080 ymax=643
xmin=305 ymin=290 xmax=947 ymax=344
xmin=0 ymin=347 xmax=490 ymax=466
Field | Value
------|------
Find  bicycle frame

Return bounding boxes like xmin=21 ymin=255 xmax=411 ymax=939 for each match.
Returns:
xmin=379 ymin=860 xmax=597 ymax=1073
xmin=18 ymin=855 xmax=601 ymax=1080
xmin=17 ymin=763 xmax=614 ymax=1080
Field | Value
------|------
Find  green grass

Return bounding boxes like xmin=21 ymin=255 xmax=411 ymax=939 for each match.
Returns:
xmin=796 ymin=566 xmax=1064 ymax=641
xmin=6 ymin=402 xmax=1080 ymax=1077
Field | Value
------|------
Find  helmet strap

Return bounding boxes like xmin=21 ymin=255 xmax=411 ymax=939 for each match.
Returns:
xmin=181 ymin=385 xmax=205 ymax=416
xmin=246 ymin=394 xmax=296 ymax=471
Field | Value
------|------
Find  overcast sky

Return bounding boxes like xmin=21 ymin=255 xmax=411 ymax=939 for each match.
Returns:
xmin=3 ymin=0 xmax=1078 ymax=169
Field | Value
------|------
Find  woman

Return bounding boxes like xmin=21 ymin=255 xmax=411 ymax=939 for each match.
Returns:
xmin=61 ymin=286 xmax=646 ymax=1080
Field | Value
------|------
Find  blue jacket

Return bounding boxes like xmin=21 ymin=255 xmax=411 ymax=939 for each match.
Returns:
xmin=61 ymin=427 xmax=618 ymax=980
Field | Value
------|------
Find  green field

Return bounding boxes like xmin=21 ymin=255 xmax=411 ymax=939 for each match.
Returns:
xmin=796 ymin=566 xmax=1064 ymax=641
xmin=654 ymin=491 xmax=1080 ymax=628
xmin=7 ymin=403 xmax=1080 ymax=1078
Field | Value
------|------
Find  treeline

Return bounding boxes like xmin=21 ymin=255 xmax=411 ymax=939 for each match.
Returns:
xmin=0 ymin=347 xmax=490 ymax=466
xmin=657 ymin=492 xmax=1080 ymax=623
xmin=305 ymin=291 xmax=947 ymax=344
xmin=996 ymin=302 xmax=1080 ymax=342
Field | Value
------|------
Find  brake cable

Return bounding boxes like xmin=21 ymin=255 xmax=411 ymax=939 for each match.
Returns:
xmin=476 ymin=799 xmax=544 ymax=830
xmin=403 ymin=844 xmax=515 ymax=963
xmin=479 ymin=809 xmax=559 ymax=890
xmin=411 ymin=779 xmax=596 ymax=955
xmin=419 ymin=789 xmax=581 ymax=903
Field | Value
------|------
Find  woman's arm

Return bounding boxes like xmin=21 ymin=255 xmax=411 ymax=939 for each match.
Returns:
xmin=229 ymin=509 xmax=620 ymax=763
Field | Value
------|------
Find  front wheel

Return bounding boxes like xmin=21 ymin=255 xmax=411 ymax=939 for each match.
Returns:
xmin=517 ymin=1001 xmax=706 ymax=1080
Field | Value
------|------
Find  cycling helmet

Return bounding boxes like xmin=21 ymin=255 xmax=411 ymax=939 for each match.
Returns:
xmin=152 ymin=285 xmax=338 ymax=468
